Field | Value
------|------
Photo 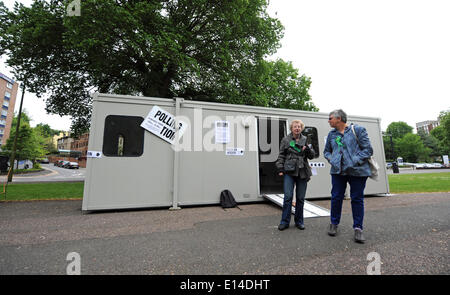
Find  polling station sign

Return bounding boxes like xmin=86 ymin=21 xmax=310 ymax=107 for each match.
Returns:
xmin=141 ymin=106 xmax=187 ymax=144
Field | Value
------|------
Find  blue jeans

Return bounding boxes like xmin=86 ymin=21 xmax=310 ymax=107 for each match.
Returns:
xmin=330 ymin=174 xmax=368 ymax=230
xmin=280 ymin=174 xmax=308 ymax=226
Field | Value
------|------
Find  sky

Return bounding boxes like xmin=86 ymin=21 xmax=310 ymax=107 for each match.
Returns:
xmin=1 ymin=0 xmax=449 ymax=132
xmin=266 ymin=0 xmax=449 ymax=131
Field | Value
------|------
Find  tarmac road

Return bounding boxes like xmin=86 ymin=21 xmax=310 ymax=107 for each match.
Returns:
xmin=0 ymin=192 xmax=448 ymax=275
xmin=0 ymin=164 xmax=85 ymax=183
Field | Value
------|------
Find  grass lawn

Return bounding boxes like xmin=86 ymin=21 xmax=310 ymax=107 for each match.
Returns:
xmin=388 ymin=172 xmax=450 ymax=193
xmin=0 ymin=182 xmax=84 ymax=201
xmin=0 ymin=172 xmax=449 ymax=202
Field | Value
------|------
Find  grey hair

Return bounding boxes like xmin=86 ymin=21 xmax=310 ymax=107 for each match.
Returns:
xmin=329 ymin=109 xmax=347 ymax=123
xmin=289 ymin=119 xmax=305 ymax=132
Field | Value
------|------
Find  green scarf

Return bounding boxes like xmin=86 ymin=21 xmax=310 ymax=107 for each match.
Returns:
xmin=335 ymin=136 xmax=344 ymax=150
xmin=290 ymin=140 xmax=302 ymax=152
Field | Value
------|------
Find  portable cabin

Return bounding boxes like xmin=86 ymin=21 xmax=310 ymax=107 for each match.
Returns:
xmin=82 ymin=93 xmax=389 ymax=211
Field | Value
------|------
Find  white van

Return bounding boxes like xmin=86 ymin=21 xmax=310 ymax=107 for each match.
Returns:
xmin=14 ymin=159 xmax=33 ymax=170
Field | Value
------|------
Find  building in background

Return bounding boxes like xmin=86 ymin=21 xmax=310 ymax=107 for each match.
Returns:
xmin=71 ymin=132 xmax=89 ymax=167
xmin=57 ymin=135 xmax=74 ymax=151
xmin=416 ymin=119 xmax=440 ymax=135
xmin=52 ymin=131 xmax=70 ymax=148
xmin=0 ymin=73 xmax=19 ymax=148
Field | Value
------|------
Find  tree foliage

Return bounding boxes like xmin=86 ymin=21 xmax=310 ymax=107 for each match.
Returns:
xmin=417 ymin=129 xmax=441 ymax=160
xmin=395 ymin=133 xmax=430 ymax=163
xmin=34 ymin=123 xmax=60 ymax=154
xmin=386 ymin=121 xmax=413 ymax=139
xmin=3 ymin=111 xmax=46 ymax=163
xmin=384 ymin=112 xmax=450 ymax=163
xmin=431 ymin=110 xmax=450 ymax=155
xmin=0 ymin=0 xmax=318 ymax=135
xmin=383 ymin=121 xmax=414 ymax=161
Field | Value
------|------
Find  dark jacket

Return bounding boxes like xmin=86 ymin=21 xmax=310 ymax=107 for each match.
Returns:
xmin=275 ymin=133 xmax=315 ymax=179
xmin=323 ymin=124 xmax=373 ymax=176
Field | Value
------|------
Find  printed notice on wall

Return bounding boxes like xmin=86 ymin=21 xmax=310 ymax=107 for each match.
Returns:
xmin=141 ymin=106 xmax=187 ymax=145
xmin=215 ymin=121 xmax=230 ymax=144
xmin=226 ymin=148 xmax=244 ymax=156
xmin=309 ymin=162 xmax=325 ymax=176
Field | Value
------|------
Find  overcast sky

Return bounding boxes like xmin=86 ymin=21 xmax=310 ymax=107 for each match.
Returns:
xmin=1 ymin=0 xmax=449 ymax=131
xmin=267 ymin=0 xmax=449 ymax=131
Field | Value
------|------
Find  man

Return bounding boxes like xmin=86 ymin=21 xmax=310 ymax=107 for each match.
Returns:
xmin=323 ymin=109 xmax=373 ymax=243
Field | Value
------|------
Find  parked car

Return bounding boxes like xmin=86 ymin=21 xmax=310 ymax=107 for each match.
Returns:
xmin=59 ymin=160 xmax=70 ymax=168
xmin=432 ymin=163 xmax=444 ymax=168
xmin=64 ymin=161 xmax=79 ymax=169
xmin=414 ymin=163 xmax=426 ymax=168
xmin=386 ymin=162 xmax=393 ymax=169
xmin=39 ymin=158 xmax=50 ymax=164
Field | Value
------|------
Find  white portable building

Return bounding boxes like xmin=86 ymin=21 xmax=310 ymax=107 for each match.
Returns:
xmin=82 ymin=93 xmax=389 ymax=211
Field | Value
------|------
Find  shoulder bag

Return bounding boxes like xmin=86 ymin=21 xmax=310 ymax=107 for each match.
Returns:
xmin=351 ymin=125 xmax=379 ymax=180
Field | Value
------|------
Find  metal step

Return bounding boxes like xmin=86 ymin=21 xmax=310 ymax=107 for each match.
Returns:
xmin=263 ymin=194 xmax=330 ymax=218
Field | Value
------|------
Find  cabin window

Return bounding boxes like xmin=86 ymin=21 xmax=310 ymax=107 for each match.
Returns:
xmin=302 ymin=126 xmax=320 ymax=158
xmin=103 ymin=115 xmax=144 ymax=157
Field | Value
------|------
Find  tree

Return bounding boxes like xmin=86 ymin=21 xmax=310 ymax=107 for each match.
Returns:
xmin=34 ymin=123 xmax=60 ymax=154
xmin=430 ymin=110 xmax=450 ymax=156
xmin=10 ymin=109 xmax=32 ymax=127
xmin=0 ymin=0 xmax=318 ymax=135
xmin=383 ymin=121 xmax=413 ymax=161
xmin=3 ymin=119 xmax=45 ymax=168
xmin=417 ymin=129 xmax=441 ymax=161
xmin=386 ymin=122 xmax=413 ymax=139
xmin=396 ymin=133 xmax=430 ymax=163
xmin=34 ymin=123 xmax=60 ymax=138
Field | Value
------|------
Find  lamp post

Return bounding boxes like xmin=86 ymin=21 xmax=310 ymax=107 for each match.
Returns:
xmin=382 ymin=132 xmax=399 ymax=174
xmin=8 ymin=82 xmax=26 ymax=182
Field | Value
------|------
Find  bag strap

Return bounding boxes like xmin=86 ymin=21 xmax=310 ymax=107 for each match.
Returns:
xmin=352 ymin=125 xmax=374 ymax=163
xmin=351 ymin=124 xmax=361 ymax=146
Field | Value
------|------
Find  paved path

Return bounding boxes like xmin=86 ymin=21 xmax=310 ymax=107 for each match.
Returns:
xmin=0 ymin=193 xmax=448 ymax=275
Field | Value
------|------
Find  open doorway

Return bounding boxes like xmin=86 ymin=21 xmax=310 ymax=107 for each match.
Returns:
xmin=257 ymin=117 xmax=287 ymax=194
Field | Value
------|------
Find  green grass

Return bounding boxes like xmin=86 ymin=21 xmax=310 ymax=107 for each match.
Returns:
xmin=0 ymin=182 xmax=84 ymax=201
xmin=0 ymin=173 xmax=448 ymax=202
xmin=388 ymin=172 xmax=450 ymax=193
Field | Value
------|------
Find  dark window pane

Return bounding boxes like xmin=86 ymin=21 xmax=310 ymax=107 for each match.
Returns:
xmin=103 ymin=115 xmax=144 ymax=157
xmin=302 ymin=126 xmax=320 ymax=158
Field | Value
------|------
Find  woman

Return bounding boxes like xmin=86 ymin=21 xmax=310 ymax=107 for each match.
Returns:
xmin=323 ymin=109 xmax=373 ymax=243
xmin=275 ymin=120 xmax=315 ymax=231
